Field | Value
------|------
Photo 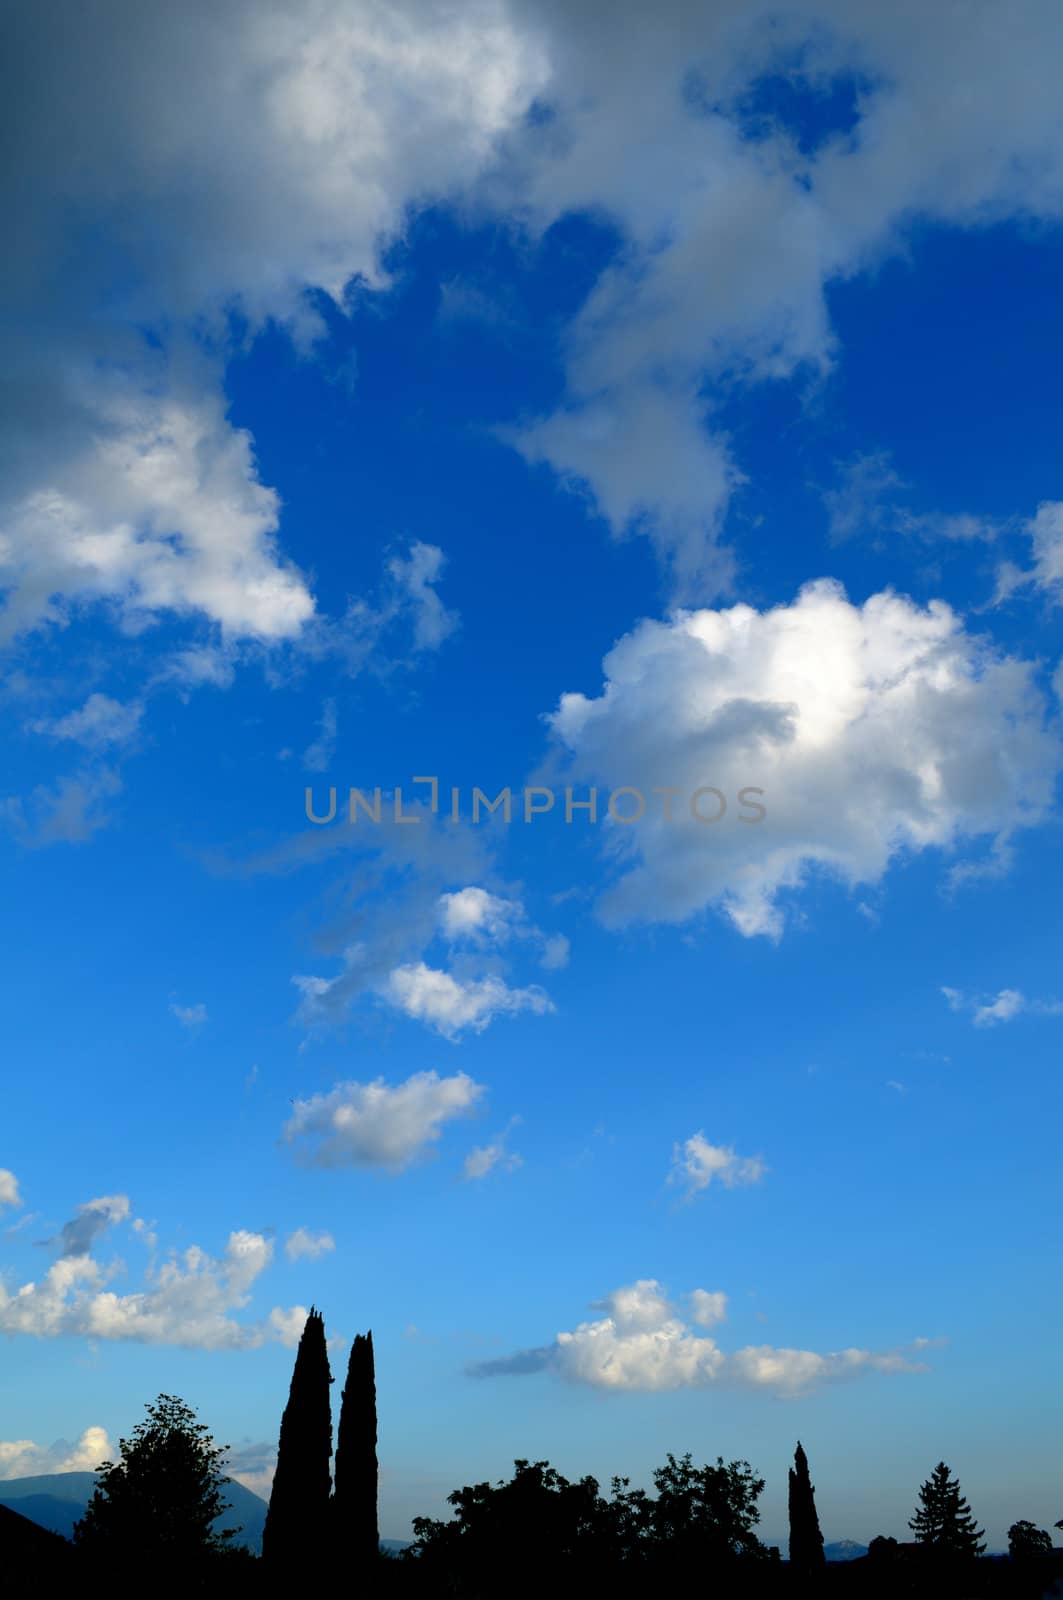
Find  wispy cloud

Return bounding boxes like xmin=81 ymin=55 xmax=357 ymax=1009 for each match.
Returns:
xmin=942 ymin=985 xmax=1063 ymax=1026
xmin=284 ymin=1227 xmax=336 ymax=1262
xmin=669 ymin=1133 xmax=766 ymax=1200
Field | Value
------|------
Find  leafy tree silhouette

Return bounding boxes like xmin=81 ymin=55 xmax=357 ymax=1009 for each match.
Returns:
xmin=646 ymin=1452 xmax=778 ymax=1575
xmin=909 ymin=1462 xmax=985 ymax=1557
xmin=411 ymin=1459 xmax=613 ymax=1595
xmin=410 ymin=1451 xmax=777 ymax=1596
xmin=787 ymin=1440 xmax=826 ymax=1581
xmin=262 ymin=1306 xmax=333 ymax=1569
xmin=73 ymin=1393 xmax=238 ymax=1575
xmin=334 ymin=1328 xmax=379 ymax=1567
xmin=1008 ymin=1520 xmax=1053 ymax=1557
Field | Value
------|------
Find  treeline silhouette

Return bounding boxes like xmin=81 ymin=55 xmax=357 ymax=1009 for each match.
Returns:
xmin=5 ymin=1308 xmax=1061 ymax=1597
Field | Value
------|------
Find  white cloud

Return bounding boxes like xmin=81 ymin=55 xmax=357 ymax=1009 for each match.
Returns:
xmin=470 ymin=1277 xmax=929 ymax=1395
xmin=941 ymin=984 xmax=1063 ymax=1026
xmin=1 ymin=390 xmax=315 ymax=646
xmin=2 ymin=3 xmax=547 ymax=647
xmin=688 ymin=1289 xmax=728 ymax=1329
xmin=438 ymin=887 xmax=523 ymax=943
xmin=284 ymin=1070 xmax=486 ymax=1170
xmin=546 ymin=580 xmax=1060 ymax=936
xmin=383 ymin=962 xmax=553 ymax=1039
xmin=7 ymin=0 xmax=1063 ymax=636
xmin=388 ymin=542 xmax=459 ymax=652
xmin=0 ymin=1212 xmax=304 ymax=1349
xmin=499 ymin=1 xmax=1063 ymax=590
xmin=670 ymin=1133 xmax=766 ymax=1198
xmin=463 ymin=1118 xmax=523 ymax=1180
xmin=29 ymin=693 xmax=143 ymax=749
xmin=170 ymin=1001 xmax=208 ymax=1029
xmin=284 ymin=1228 xmax=336 ymax=1262
xmin=0 ymin=1425 xmax=114 ymax=1481
xmin=0 ymin=1170 xmax=20 ymax=1210
xmin=436 ymin=886 xmax=570 ymax=975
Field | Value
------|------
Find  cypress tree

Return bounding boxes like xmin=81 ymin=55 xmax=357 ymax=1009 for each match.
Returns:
xmin=334 ymin=1329 xmax=379 ymax=1566
xmin=909 ymin=1462 xmax=985 ymax=1556
xmin=262 ymin=1306 xmax=333 ymax=1568
xmin=787 ymin=1441 xmax=826 ymax=1580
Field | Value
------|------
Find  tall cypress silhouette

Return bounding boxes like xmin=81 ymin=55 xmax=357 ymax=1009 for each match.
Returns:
xmin=788 ymin=1441 xmax=826 ymax=1580
xmin=262 ymin=1307 xmax=333 ymax=1568
xmin=334 ymin=1329 xmax=379 ymax=1566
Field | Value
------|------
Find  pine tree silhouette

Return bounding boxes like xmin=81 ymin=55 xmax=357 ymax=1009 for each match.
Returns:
xmin=334 ymin=1329 xmax=380 ymax=1567
xmin=909 ymin=1462 xmax=985 ymax=1556
xmin=262 ymin=1306 xmax=333 ymax=1568
xmin=787 ymin=1441 xmax=826 ymax=1579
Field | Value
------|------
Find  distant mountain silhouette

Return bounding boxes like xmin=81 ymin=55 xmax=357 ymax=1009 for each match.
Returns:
xmin=824 ymin=1540 xmax=869 ymax=1561
xmin=0 ymin=1470 xmax=268 ymax=1552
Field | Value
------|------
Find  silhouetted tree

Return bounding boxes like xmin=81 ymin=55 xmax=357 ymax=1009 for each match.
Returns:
xmin=788 ymin=1440 xmax=826 ymax=1581
xmin=262 ymin=1306 xmax=333 ymax=1568
xmin=1008 ymin=1520 xmax=1052 ymax=1557
xmin=334 ymin=1328 xmax=379 ymax=1567
xmin=646 ymin=1452 xmax=778 ymax=1573
xmin=411 ymin=1459 xmax=613 ymax=1596
xmin=909 ymin=1462 xmax=985 ymax=1556
xmin=73 ymin=1394 xmax=236 ymax=1575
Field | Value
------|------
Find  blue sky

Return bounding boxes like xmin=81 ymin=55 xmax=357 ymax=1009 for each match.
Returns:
xmin=2 ymin=0 xmax=1062 ymax=1550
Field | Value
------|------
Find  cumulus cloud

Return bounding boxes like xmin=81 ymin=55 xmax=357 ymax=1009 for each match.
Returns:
xmin=0 ymin=1170 xmax=20 ymax=1210
xmin=0 ymin=1425 xmax=114 ymax=1481
xmin=6 ymin=0 xmax=1063 ymax=641
xmin=470 ymin=1277 xmax=929 ymax=1395
xmin=438 ymin=887 xmax=524 ymax=943
xmin=545 ymin=580 xmax=1060 ymax=936
xmin=499 ymin=0 xmax=1063 ymax=590
xmin=284 ymin=823 xmax=561 ymax=1040
xmin=437 ymin=886 xmax=569 ymax=973
xmin=1 ymin=2 xmax=546 ymax=648
xmin=670 ymin=1134 xmax=766 ymax=1198
xmin=941 ymin=985 xmax=1063 ymax=1026
xmin=0 ymin=1215 xmax=305 ymax=1348
xmin=284 ymin=1070 xmax=485 ymax=1170
xmin=383 ymin=963 xmax=553 ymax=1039
xmin=284 ymin=1227 xmax=336 ymax=1262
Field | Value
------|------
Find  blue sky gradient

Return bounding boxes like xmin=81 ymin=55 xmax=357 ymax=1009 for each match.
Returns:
xmin=1 ymin=2 xmax=1062 ymax=1549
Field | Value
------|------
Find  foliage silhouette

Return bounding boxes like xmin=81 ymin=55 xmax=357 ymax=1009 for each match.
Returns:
xmin=909 ymin=1462 xmax=985 ymax=1557
xmin=788 ymin=1440 xmax=826 ymax=1580
xmin=73 ymin=1393 xmax=237 ymax=1576
xmin=334 ymin=1328 xmax=380 ymax=1567
xmin=1007 ymin=1520 xmax=1052 ymax=1558
xmin=262 ymin=1306 xmax=333 ymax=1569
